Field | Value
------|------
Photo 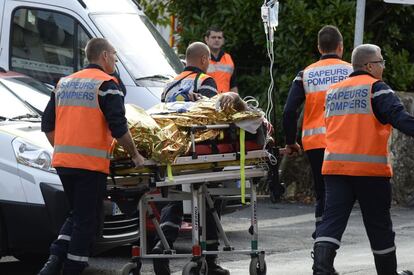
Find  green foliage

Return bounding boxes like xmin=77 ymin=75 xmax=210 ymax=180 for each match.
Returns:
xmin=138 ymin=0 xmax=414 ymax=144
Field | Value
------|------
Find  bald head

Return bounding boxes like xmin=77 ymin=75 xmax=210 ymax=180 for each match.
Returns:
xmin=85 ymin=38 xmax=114 ymax=62
xmin=186 ymin=42 xmax=210 ymax=62
xmin=351 ymin=44 xmax=381 ymax=71
xmin=185 ymin=42 xmax=211 ymax=72
xmin=85 ymin=38 xmax=117 ymax=74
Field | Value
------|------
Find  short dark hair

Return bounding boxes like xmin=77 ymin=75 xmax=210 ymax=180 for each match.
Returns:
xmin=205 ymin=26 xmax=223 ymax=38
xmin=318 ymin=25 xmax=343 ymax=53
xmin=85 ymin=38 xmax=112 ymax=62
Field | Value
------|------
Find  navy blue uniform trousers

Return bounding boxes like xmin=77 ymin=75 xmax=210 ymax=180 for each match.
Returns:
xmin=50 ymin=168 xmax=106 ymax=274
xmin=306 ymin=149 xmax=325 ymax=227
xmin=155 ymin=200 xmax=220 ymax=246
xmin=315 ymin=175 xmax=395 ymax=254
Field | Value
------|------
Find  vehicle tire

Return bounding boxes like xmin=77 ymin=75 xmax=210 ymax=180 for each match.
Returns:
xmin=249 ymin=257 xmax=267 ymax=275
xmin=182 ymin=258 xmax=208 ymax=275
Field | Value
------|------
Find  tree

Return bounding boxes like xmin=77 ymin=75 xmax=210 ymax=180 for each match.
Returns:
xmin=138 ymin=0 xmax=414 ymax=144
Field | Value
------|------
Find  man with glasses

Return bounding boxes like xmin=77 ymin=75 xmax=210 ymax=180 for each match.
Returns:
xmin=312 ymin=44 xmax=413 ymax=275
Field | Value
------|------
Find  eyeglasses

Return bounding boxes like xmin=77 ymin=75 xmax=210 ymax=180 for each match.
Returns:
xmin=364 ymin=59 xmax=386 ymax=66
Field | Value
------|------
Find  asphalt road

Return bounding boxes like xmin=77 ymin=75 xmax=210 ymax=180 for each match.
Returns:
xmin=1 ymin=200 xmax=413 ymax=275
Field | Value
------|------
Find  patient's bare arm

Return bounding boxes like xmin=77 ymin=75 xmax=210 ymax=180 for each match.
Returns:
xmin=218 ymin=92 xmax=248 ymax=111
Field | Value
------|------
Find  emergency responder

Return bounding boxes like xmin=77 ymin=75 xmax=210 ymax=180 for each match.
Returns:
xmin=282 ymin=25 xmax=352 ymax=238
xmin=204 ymin=26 xmax=238 ymax=93
xmin=154 ymin=41 xmax=230 ymax=275
xmin=39 ymin=38 xmax=145 ymax=275
xmin=312 ymin=44 xmax=413 ymax=275
xmin=161 ymin=41 xmax=218 ymax=102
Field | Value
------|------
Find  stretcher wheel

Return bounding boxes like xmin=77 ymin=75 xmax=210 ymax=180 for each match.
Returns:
xmin=182 ymin=258 xmax=208 ymax=275
xmin=121 ymin=261 xmax=141 ymax=275
xmin=249 ymin=257 xmax=267 ymax=275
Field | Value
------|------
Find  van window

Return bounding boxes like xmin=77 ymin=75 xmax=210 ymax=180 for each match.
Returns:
xmin=92 ymin=13 xmax=183 ymax=86
xmin=10 ymin=8 xmax=91 ymax=85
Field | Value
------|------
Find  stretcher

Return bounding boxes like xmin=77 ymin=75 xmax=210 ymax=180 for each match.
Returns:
xmin=112 ymin=123 xmax=277 ymax=275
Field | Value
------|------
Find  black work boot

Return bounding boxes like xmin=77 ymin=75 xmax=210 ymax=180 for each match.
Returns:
xmin=205 ymin=242 xmax=229 ymax=275
xmin=151 ymin=240 xmax=171 ymax=275
xmin=38 ymin=255 xmax=63 ymax=275
xmin=312 ymin=242 xmax=339 ymax=275
xmin=206 ymin=255 xmax=230 ymax=275
xmin=374 ymin=251 xmax=413 ymax=275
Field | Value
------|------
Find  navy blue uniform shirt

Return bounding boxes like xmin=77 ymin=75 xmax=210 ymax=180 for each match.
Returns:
xmin=353 ymin=71 xmax=414 ymax=135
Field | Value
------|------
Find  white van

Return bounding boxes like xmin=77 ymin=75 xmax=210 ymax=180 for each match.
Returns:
xmin=0 ymin=0 xmax=183 ymax=261
xmin=0 ymin=0 xmax=183 ymax=109
xmin=0 ymin=69 xmax=149 ymax=261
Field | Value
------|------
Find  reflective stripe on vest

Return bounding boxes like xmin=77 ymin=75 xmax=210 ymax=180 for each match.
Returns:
xmin=54 ymin=145 xmax=111 ymax=159
xmin=324 ymin=152 xmax=388 ymax=164
xmin=300 ymin=59 xmax=352 ymax=151
xmin=302 ymin=126 xmax=326 ymax=137
xmin=52 ymin=68 xmax=116 ymax=174
xmin=207 ymin=63 xmax=234 ymax=74
xmin=207 ymin=52 xmax=234 ymax=93
xmin=322 ymin=74 xmax=392 ymax=177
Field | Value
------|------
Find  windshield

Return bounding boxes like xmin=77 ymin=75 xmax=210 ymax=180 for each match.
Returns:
xmin=0 ymin=83 xmax=39 ymax=120
xmin=92 ymin=13 xmax=183 ymax=85
xmin=0 ymin=77 xmax=51 ymax=114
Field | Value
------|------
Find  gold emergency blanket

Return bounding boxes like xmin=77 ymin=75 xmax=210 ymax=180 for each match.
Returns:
xmin=112 ymin=96 xmax=263 ymax=163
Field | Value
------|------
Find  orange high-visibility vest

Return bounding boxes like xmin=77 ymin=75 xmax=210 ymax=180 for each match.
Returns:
xmin=322 ymin=74 xmax=392 ymax=177
xmin=52 ymin=68 xmax=119 ymax=174
xmin=301 ymin=59 xmax=353 ymax=151
xmin=207 ymin=53 xmax=234 ymax=93
xmin=161 ymin=70 xmax=213 ymax=102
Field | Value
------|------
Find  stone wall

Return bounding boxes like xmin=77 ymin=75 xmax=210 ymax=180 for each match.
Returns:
xmin=389 ymin=92 xmax=414 ymax=206
xmin=281 ymin=91 xmax=414 ymax=206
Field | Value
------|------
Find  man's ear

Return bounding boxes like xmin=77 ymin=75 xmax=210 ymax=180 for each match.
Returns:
xmin=366 ymin=63 xmax=372 ymax=72
xmin=204 ymin=36 xmax=208 ymax=43
xmin=101 ymin=51 xmax=108 ymax=61
xmin=336 ymin=43 xmax=344 ymax=56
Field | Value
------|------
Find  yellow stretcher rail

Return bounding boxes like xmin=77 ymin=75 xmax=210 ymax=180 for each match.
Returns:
xmin=240 ymin=129 xmax=246 ymax=204
xmin=167 ymin=163 xmax=174 ymax=181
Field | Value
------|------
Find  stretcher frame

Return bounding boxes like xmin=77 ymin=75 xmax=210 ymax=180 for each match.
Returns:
xmin=117 ymin=124 xmax=270 ymax=275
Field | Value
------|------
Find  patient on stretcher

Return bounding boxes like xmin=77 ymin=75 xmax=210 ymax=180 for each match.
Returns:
xmin=112 ymin=92 xmax=268 ymax=164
